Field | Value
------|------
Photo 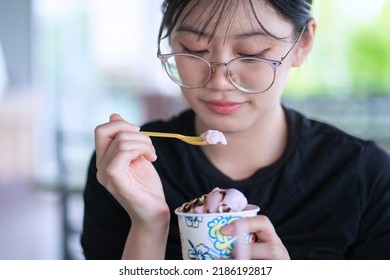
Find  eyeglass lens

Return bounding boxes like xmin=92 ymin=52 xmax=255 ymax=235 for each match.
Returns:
xmin=164 ymin=54 xmax=276 ymax=93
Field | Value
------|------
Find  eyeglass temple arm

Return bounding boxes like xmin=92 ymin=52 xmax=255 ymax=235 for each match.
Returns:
xmin=280 ymin=25 xmax=307 ymax=63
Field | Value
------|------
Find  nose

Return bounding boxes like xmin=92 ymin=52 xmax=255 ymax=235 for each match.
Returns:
xmin=207 ymin=62 xmax=235 ymax=91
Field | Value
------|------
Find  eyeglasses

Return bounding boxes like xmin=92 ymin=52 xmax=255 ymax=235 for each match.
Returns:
xmin=157 ymin=27 xmax=306 ymax=94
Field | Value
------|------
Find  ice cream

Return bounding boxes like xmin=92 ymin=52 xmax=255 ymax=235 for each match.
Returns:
xmin=200 ymin=130 xmax=227 ymax=145
xmin=177 ymin=187 xmax=248 ymax=214
xmin=175 ymin=188 xmax=259 ymax=259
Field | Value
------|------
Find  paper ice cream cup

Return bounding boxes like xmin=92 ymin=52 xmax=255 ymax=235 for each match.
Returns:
xmin=175 ymin=204 xmax=260 ymax=260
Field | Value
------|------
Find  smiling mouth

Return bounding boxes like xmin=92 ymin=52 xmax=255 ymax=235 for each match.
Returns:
xmin=205 ymin=100 xmax=244 ymax=114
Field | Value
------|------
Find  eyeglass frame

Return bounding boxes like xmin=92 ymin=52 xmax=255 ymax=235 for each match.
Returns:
xmin=157 ymin=26 xmax=306 ymax=94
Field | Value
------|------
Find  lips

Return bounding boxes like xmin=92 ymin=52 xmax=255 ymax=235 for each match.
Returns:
xmin=205 ymin=100 xmax=243 ymax=114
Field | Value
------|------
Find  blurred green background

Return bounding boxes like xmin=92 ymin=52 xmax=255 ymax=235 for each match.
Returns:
xmin=286 ymin=0 xmax=390 ymax=97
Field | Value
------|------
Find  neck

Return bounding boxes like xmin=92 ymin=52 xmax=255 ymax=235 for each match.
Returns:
xmin=197 ymin=106 xmax=288 ymax=180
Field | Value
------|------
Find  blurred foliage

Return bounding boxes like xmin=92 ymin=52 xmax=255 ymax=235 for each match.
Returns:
xmin=285 ymin=0 xmax=390 ymax=97
xmin=347 ymin=2 xmax=390 ymax=95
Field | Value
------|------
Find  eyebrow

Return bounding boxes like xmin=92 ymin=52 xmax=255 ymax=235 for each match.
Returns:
xmin=176 ymin=24 xmax=269 ymax=40
xmin=233 ymin=30 xmax=270 ymax=40
xmin=176 ymin=25 xmax=212 ymax=39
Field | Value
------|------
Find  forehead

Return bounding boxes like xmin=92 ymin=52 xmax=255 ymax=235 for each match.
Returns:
xmin=174 ymin=0 xmax=293 ymax=41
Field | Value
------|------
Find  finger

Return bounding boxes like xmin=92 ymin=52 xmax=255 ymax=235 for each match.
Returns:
xmin=94 ymin=116 xmax=140 ymax=164
xmin=231 ymin=241 xmax=251 ymax=260
xmin=111 ymin=131 xmax=156 ymax=159
xmin=222 ymin=216 xmax=289 ymax=260
xmin=222 ymin=215 xmax=278 ymax=242
xmin=101 ymin=148 xmax=140 ymax=186
xmin=247 ymin=241 xmax=289 ymax=260
xmin=112 ymin=137 xmax=157 ymax=162
xmin=99 ymin=136 xmax=157 ymax=186
xmin=110 ymin=113 xmax=124 ymax=122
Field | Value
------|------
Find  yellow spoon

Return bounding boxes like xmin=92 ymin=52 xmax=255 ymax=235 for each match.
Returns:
xmin=141 ymin=131 xmax=210 ymax=146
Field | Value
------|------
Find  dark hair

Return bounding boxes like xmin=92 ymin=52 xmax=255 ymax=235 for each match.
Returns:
xmin=158 ymin=0 xmax=313 ymax=45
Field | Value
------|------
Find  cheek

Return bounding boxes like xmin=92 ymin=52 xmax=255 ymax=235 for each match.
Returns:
xmin=181 ymin=89 xmax=198 ymax=105
xmin=273 ymin=63 xmax=292 ymax=94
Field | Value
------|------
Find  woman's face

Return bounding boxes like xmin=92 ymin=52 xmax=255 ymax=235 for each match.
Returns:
xmin=168 ymin=0 xmax=304 ymax=133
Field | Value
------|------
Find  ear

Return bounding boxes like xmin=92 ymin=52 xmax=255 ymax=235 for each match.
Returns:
xmin=292 ymin=19 xmax=317 ymax=67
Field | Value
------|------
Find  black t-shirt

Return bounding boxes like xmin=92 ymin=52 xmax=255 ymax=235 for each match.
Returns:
xmin=81 ymin=106 xmax=390 ymax=259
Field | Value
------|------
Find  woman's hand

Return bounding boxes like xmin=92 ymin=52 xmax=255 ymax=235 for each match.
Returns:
xmin=95 ymin=114 xmax=170 ymax=259
xmin=221 ymin=215 xmax=290 ymax=260
xmin=94 ymin=113 xmax=169 ymax=231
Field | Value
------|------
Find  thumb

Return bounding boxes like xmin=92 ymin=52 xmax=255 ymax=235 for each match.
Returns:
xmin=109 ymin=113 xmax=124 ymax=122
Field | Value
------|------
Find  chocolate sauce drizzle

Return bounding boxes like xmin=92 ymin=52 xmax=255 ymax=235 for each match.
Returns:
xmin=178 ymin=189 xmax=231 ymax=213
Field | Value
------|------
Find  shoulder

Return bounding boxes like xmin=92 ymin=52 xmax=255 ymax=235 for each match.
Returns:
xmin=285 ymin=105 xmax=390 ymax=186
xmin=285 ymin=106 xmax=364 ymax=142
xmin=358 ymin=141 xmax=390 ymax=201
xmin=285 ymin=106 xmax=373 ymax=153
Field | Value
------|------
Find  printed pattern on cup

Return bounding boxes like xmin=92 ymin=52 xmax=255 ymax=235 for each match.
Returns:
xmin=183 ymin=215 xmax=252 ymax=259
xmin=187 ymin=240 xmax=219 ymax=260
xmin=208 ymin=216 xmax=241 ymax=257
xmin=185 ymin=216 xmax=203 ymax=228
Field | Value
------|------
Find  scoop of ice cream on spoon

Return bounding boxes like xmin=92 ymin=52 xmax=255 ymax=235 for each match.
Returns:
xmin=200 ymin=130 xmax=227 ymax=145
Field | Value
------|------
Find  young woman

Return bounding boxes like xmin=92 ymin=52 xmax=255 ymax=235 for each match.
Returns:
xmin=81 ymin=0 xmax=390 ymax=259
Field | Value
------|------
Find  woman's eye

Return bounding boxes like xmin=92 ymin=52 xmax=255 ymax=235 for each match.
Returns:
xmin=240 ymin=53 xmax=264 ymax=59
xmin=239 ymin=49 xmax=270 ymax=59
xmin=180 ymin=43 xmax=207 ymax=56
xmin=181 ymin=45 xmax=207 ymax=56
